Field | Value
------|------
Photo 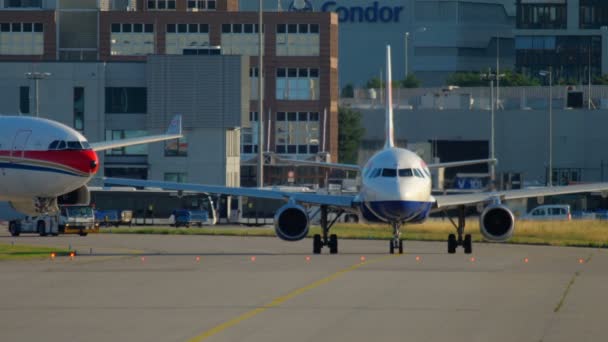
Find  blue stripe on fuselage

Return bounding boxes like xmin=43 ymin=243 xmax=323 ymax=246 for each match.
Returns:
xmin=361 ymin=200 xmax=433 ymax=223
xmin=0 ymin=162 xmax=83 ymax=177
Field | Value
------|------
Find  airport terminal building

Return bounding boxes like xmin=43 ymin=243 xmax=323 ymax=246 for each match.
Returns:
xmin=244 ymin=0 xmax=517 ymax=87
xmin=0 ymin=0 xmax=339 ymax=186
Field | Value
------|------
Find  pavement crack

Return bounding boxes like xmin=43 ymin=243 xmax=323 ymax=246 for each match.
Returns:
xmin=553 ymin=271 xmax=579 ymax=313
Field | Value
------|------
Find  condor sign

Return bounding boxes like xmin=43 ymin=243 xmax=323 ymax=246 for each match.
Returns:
xmin=320 ymin=1 xmax=404 ymax=23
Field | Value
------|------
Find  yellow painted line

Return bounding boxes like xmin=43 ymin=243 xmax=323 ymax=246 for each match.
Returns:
xmin=188 ymin=254 xmax=400 ymax=342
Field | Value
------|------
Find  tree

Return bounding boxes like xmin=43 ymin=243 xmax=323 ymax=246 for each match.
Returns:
xmin=399 ymin=74 xmax=421 ymax=88
xmin=341 ymin=83 xmax=355 ymax=98
xmin=445 ymin=72 xmax=487 ymax=87
xmin=338 ymin=107 xmax=365 ymax=164
xmin=446 ymin=70 xmax=540 ymax=87
xmin=593 ymin=74 xmax=608 ymax=85
xmin=365 ymin=77 xmax=382 ymax=89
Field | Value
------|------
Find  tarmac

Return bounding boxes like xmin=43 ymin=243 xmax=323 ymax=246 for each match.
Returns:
xmin=0 ymin=230 xmax=607 ymax=342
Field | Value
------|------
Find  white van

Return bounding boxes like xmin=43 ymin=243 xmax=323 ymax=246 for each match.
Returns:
xmin=521 ymin=205 xmax=572 ymax=221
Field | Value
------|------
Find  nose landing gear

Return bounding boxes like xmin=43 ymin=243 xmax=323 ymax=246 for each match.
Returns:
xmin=389 ymin=222 xmax=404 ymax=254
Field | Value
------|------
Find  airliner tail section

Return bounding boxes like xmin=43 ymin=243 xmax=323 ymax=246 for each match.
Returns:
xmin=384 ymin=45 xmax=394 ymax=149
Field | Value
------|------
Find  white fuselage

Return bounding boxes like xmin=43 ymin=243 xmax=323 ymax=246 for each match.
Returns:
xmin=0 ymin=116 xmax=98 ymax=201
xmin=357 ymin=147 xmax=434 ymax=223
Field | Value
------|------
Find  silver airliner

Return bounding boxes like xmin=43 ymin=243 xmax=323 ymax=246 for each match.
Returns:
xmin=106 ymin=46 xmax=608 ymax=255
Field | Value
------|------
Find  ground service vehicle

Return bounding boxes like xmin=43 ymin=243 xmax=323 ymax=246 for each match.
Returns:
xmin=95 ymin=209 xmax=133 ymax=227
xmin=8 ymin=216 xmax=58 ymax=236
xmin=59 ymin=205 xmax=98 ymax=235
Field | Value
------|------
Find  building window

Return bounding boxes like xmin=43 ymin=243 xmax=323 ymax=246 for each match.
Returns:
xmin=276 ymin=23 xmax=319 ymax=56
xmin=73 ymin=87 xmax=84 ymax=131
xmin=147 ymin=0 xmax=176 ymax=10
xmin=187 ymin=0 xmax=216 ymax=11
xmin=580 ymin=0 xmax=608 ymax=29
xmin=166 ymin=23 xmax=210 ymax=54
xmin=19 ymin=86 xmax=29 ymax=114
xmin=250 ymin=67 xmax=259 ymax=100
xmin=165 ymin=135 xmax=188 ymax=157
xmin=110 ymin=23 xmax=154 ymax=56
xmin=4 ymin=0 xmax=42 ymax=8
xmin=275 ymin=111 xmax=319 ymax=154
xmin=516 ymin=36 xmax=601 ymax=84
xmin=241 ymin=112 xmax=259 ymax=154
xmin=516 ymin=1 xmax=567 ymax=29
xmin=164 ymin=172 xmax=187 ymax=183
xmin=221 ymin=23 xmax=261 ymax=56
xmin=276 ymin=67 xmax=319 ymax=100
xmin=105 ymin=87 xmax=147 ymax=113
xmin=0 ymin=22 xmax=44 ymax=55
xmin=105 ymin=130 xmax=149 ymax=155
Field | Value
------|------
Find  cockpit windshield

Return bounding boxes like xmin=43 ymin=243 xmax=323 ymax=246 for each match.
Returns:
xmin=381 ymin=169 xmax=397 ymax=177
xmin=48 ymin=140 xmax=90 ymax=151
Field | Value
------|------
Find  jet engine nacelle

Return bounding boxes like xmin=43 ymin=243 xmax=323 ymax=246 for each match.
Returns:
xmin=274 ymin=203 xmax=309 ymax=241
xmin=479 ymin=204 xmax=515 ymax=242
xmin=58 ymin=185 xmax=90 ymax=206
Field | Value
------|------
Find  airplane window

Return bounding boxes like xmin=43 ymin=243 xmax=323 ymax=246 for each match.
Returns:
xmin=423 ymin=168 xmax=431 ymax=177
xmin=398 ymin=169 xmax=413 ymax=177
xmin=48 ymin=140 xmax=59 ymax=150
xmin=371 ymin=169 xmax=381 ymax=178
xmin=381 ymin=169 xmax=397 ymax=177
xmin=67 ymin=141 xmax=83 ymax=150
xmin=81 ymin=141 xmax=91 ymax=149
xmin=57 ymin=141 xmax=66 ymax=150
xmin=413 ymin=169 xmax=423 ymax=178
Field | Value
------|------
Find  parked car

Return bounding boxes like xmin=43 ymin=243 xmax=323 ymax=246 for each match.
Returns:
xmin=521 ymin=205 xmax=571 ymax=221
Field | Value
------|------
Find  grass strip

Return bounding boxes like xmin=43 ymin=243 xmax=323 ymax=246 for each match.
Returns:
xmin=100 ymin=220 xmax=608 ymax=248
xmin=0 ymin=243 xmax=71 ymax=261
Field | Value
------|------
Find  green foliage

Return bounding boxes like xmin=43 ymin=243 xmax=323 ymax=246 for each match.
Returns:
xmin=399 ymin=73 xmax=422 ymax=88
xmin=446 ymin=72 xmax=487 ymax=87
xmin=446 ymin=70 xmax=540 ymax=87
xmin=338 ymin=106 xmax=365 ymax=164
xmin=500 ymin=70 xmax=540 ymax=86
xmin=593 ymin=74 xmax=608 ymax=85
xmin=365 ymin=77 xmax=382 ymax=89
xmin=341 ymin=83 xmax=354 ymax=98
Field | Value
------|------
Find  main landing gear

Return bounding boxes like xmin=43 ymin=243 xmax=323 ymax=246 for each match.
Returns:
xmin=389 ymin=222 xmax=404 ymax=254
xmin=445 ymin=206 xmax=472 ymax=254
xmin=312 ymin=205 xmax=343 ymax=254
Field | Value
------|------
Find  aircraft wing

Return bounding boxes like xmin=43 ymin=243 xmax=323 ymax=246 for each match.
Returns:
xmin=434 ymin=183 xmax=608 ymax=209
xmin=89 ymin=115 xmax=182 ymax=152
xmin=275 ymin=157 xmax=496 ymax=172
xmin=103 ymin=178 xmax=357 ymax=209
xmin=427 ymin=158 xmax=496 ymax=169
xmin=277 ymin=157 xmax=361 ymax=172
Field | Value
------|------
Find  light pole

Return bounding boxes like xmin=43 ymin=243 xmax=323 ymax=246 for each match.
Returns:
xmin=404 ymin=32 xmax=410 ymax=79
xmin=539 ymin=69 xmax=553 ymax=186
xmin=480 ymin=71 xmax=503 ymax=185
xmin=257 ymin=0 xmax=264 ymax=188
xmin=25 ymin=71 xmax=51 ymax=117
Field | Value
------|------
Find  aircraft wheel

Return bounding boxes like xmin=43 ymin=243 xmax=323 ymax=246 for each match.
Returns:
xmin=329 ymin=234 xmax=338 ymax=254
xmin=313 ymin=234 xmax=322 ymax=254
xmin=447 ymin=234 xmax=457 ymax=254
xmin=398 ymin=239 xmax=404 ymax=254
xmin=38 ymin=221 xmax=47 ymax=237
xmin=9 ymin=222 xmax=20 ymax=237
xmin=463 ymin=234 xmax=472 ymax=254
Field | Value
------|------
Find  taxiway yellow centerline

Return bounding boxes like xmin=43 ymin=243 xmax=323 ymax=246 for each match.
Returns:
xmin=187 ymin=254 xmax=401 ymax=342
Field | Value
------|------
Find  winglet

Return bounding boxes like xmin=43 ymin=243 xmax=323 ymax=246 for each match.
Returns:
xmin=384 ymin=45 xmax=394 ymax=149
xmin=167 ymin=115 xmax=182 ymax=136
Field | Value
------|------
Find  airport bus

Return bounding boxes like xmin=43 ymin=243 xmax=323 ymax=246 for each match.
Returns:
xmin=89 ymin=187 xmax=217 ymax=226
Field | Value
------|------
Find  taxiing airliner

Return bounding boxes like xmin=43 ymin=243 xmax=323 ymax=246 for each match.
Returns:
xmin=106 ymin=46 xmax=608 ymax=255
xmin=0 ymin=115 xmax=181 ymax=216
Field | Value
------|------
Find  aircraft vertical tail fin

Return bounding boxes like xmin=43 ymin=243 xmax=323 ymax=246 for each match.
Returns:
xmin=384 ymin=45 xmax=394 ymax=149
